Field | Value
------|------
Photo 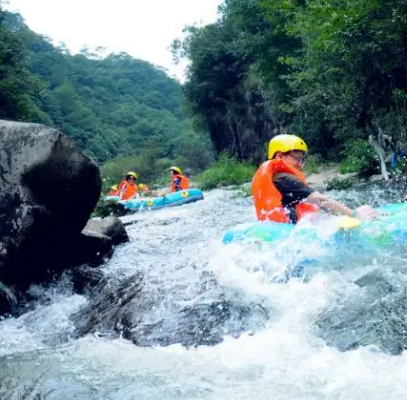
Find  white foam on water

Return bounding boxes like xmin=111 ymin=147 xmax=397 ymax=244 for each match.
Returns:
xmin=1 ymin=188 xmax=407 ymax=399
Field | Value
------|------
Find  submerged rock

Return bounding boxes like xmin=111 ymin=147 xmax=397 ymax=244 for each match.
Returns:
xmin=0 ymin=280 xmax=17 ymax=316
xmin=317 ymin=269 xmax=407 ymax=355
xmin=71 ymin=270 xmax=269 ymax=347
xmin=69 ymin=265 xmax=105 ymax=294
xmin=72 ymin=272 xmax=145 ymax=337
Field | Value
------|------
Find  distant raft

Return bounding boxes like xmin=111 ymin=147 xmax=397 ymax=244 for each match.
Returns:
xmin=104 ymin=188 xmax=204 ymax=212
xmin=222 ymin=202 xmax=407 ymax=248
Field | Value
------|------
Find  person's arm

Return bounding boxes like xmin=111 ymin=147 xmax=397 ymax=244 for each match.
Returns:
xmin=118 ymin=183 xmax=127 ymax=200
xmin=307 ymin=192 xmax=379 ymax=221
xmin=307 ymin=192 xmax=353 ymax=216
xmin=273 ymin=174 xmax=379 ymax=221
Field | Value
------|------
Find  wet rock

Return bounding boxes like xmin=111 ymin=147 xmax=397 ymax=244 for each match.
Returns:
xmin=0 ymin=120 xmax=101 ymax=290
xmin=0 ymin=280 xmax=17 ymax=316
xmin=70 ymin=231 xmax=114 ymax=268
xmin=70 ymin=265 xmax=105 ymax=294
xmin=369 ymin=174 xmax=384 ymax=183
xmin=84 ymin=217 xmax=129 ymax=246
xmin=72 ymin=269 xmax=269 ymax=347
xmin=354 ymin=270 xmax=395 ymax=297
xmin=130 ymin=299 xmax=269 ymax=348
xmin=92 ymin=199 xmax=130 ymax=218
xmin=71 ymin=272 xmax=145 ymax=337
xmin=317 ymin=270 xmax=407 ymax=355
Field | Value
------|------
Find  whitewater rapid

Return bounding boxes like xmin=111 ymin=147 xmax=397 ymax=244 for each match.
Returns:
xmin=1 ymin=186 xmax=407 ymax=399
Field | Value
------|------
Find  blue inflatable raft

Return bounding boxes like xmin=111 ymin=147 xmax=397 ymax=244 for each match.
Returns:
xmin=223 ymin=203 xmax=407 ymax=282
xmin=222 ymin=203 xmax=407 ymax=248
xmin=104 ymin=188 xmax=204 ymax=212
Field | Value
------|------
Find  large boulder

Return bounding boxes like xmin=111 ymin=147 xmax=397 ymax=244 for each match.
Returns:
xmin=0 ymin=120 xmax=102 ymax=290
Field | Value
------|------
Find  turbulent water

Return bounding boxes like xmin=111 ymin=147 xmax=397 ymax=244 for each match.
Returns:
xmin=2 ymin=183 xmax=407 ymax=399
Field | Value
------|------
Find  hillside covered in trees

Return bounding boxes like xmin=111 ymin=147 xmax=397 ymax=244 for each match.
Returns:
xmin=0 ymin=6 xmax=213 ymax=184
xmin=175 ymin=0 xmax=407 ymax=175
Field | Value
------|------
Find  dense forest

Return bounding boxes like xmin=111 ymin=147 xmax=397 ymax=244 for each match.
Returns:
xmin=0 ymin=5 xmax=213 ymax=185
xmin=3 ymin=0 xmax=407 ymax=185
xmin=175 ymin=0 xmax=407 ymax=175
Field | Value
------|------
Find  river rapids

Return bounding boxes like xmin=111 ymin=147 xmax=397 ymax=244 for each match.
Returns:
xmin=1 ymin=184 xmax=407 ymax=399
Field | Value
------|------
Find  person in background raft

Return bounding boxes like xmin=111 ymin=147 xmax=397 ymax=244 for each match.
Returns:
xmin=138 ymin=183 xmax=151 ymax=196
xmin=184 ymin=168 xmax=192 ymax=179
xmin=118 ymin=171 xmax=139 ymax=200
xmin=252 ymin=134 xmax=379 ymax=224
xmin=169 ymin=166 xmax=190 ymax=192
xmin=108 ymin=185 xmax=118 ymax=196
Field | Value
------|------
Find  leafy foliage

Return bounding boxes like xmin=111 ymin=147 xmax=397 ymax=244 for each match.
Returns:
xmin=196 ymin=152 xmax=256 ymax=190
xmin=339 ymin=140 xmax=379 ymax=176
xmin=176 ymin=0 xmax=407 ymax=174
xmin=0 ymin=7 xmax=213 ymax=186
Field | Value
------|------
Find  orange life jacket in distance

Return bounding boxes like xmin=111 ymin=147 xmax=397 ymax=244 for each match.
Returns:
xmin=108 ymin=189 xmax=118 ymax=196
xmin=170 ymin=174 xmax=190 ymax=192
xmin=252 ymin=158 xmax=318 ymax=223
xmin=118 ymin=180 xmax=138 ymax=200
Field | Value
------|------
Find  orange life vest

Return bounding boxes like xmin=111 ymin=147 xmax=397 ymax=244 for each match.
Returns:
xmin=108 ymin=189 xmax=118 ymax=196
xmin=170 ymin=174 xmax=190 ymax=192
xmin=118 ymin=180 xmax=138 ymax=200
xmin=252 ymin=158 xmax=318 ymax=223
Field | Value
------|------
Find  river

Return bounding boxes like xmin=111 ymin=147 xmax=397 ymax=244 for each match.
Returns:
xmin=1 ymin=184 xmax=407 ymax=399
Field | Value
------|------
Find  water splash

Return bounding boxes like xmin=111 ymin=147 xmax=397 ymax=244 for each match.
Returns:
xmin=0 ymin=185 xmax=407 ymax=399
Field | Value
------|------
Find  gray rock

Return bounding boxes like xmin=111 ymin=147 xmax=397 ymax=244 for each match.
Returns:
xmin=0 ymin=120 xmax=101 ymax=290
xmin=69 ymin=265 xmax=105 ymax=294
xmin=84 ymin=216 xmax=129 ymax=246
xmin=369 ymin=174 xmax=384 ymax=182
xmin=72 ymin=272 xmax=145 ymax=337
xmin=72 ymin=270 xmax=269 ymax=348
xmin=317 ymin=270 xmax=407 ymax=355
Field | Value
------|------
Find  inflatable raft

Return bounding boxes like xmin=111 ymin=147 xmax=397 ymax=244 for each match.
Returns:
xmin=104 ymin=188 xmax=204 ymax=212
xmin=223 ymin=202 xmax=407 ymax=248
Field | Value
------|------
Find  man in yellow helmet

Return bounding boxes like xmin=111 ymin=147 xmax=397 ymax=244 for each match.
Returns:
xmin=117 ymin=171 xmax=140 ymax=200
xmin=252 ymin=134 xmax=379 ymax=224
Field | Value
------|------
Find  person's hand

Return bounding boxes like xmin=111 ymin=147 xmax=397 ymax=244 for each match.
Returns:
xmin=354 ymin=205 xmax=380 ymax=221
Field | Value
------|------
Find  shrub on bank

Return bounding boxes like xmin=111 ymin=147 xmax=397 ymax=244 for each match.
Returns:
xmin=304 ymin=155 xmax=323 ymax=174
xmin=339 ymin=139 xmax=378 ymax=177
xmin=196 ymin=153 xmax=256 ymax=190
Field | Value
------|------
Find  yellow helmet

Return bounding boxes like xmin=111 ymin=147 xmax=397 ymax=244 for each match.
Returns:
xmin=268 ymin=134 xmax=308 ymax=160
xmin=110 ymin=185 xmax=118 ymax=190
xmin=126 ymin=171 xmax=138 ymax=179
xmin=138 ymin=183 xmax=145 ymax=189
xmin=169 ymin=166 xmax=182 ymax=174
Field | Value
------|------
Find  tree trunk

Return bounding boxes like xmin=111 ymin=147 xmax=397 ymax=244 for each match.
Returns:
xmin=368 ymin=134 xmax=389 ymax=181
